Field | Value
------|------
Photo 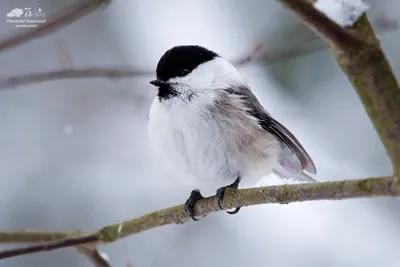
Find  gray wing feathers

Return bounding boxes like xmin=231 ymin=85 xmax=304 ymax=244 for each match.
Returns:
xmin=269 ymin=117 xmax=317 ymax=174
xmin=223 ymin=86 xmax=317 ymax=180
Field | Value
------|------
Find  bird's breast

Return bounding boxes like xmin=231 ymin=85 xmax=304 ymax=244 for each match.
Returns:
xmin=148 ymin=96 xmax=281 ymax=190
xmin=148 ymin=97 xmax=242 ymax=189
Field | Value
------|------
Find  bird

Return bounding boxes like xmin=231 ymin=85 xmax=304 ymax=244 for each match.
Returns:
xmin=147 ymin=45 xmax=316 ymax=220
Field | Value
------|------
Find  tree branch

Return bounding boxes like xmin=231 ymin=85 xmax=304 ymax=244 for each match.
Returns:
xmin=0 ymin=230 xmax=77 ymax=242
xmin=278 ymin=0 xmax=366 ymax=50
xmin=0 ymin=235 xmax=98 ymax=259
xmin=277 ymin=0 xmax=400 ymax=176
xmin=0 ymin=68 xmax=148 ymax=90
xmin=2 ymin=13 xmax=397 ymax=89
xmin=76 ymin=245 xmax=111 ymax=267
xmin=1 ymin=176 xmax=398 ymax=260
xmin=264 ymin=16 xmax=398 ymax=66
xmin=0 ymin=230 xmax=109 ymax=266
xmin=0 ymin=45 xmax=265 ymax=90
xmin=0 ymin=0 xmax=109 ymax=53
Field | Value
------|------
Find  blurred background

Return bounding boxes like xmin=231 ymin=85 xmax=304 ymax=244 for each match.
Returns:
xmin=0 ymin=0 xmax=399 ymax=266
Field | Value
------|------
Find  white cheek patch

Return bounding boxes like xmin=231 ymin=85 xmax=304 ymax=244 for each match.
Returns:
xmin=169 ymin=57 xmax=245 ymax=91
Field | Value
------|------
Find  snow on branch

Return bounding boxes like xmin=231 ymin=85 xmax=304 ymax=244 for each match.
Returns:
xmin=314 ymin=0 xmax=369 ymax=27
xmin=278 ymin=0 xmax=400 ymax=175
xmin=279 ymin=0 xmax=366 ymax=50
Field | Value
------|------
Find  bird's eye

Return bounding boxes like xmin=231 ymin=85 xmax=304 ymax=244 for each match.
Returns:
xmin=181 ymin=69 xmax=190 ymax=75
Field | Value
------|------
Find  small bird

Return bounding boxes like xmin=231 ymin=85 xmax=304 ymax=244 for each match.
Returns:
xmin=148 ymin=45 xmax=316 ymax=220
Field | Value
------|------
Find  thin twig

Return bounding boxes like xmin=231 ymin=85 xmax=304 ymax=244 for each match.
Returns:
xmin=0 ymin=230 xmax=77 ymax=242
xmin=0 ymin=230 xmax=110 ymax=266
xmin=0 ymin=45 xmax=265 ymax=89
xmin=232 ymin=44 xmax=266 ymax=65
xmin=0 ymin=0 xmax=108 ymax=53
xmin=0 ymin=68 xmax=148 ymax=89
xmin=0 ymin=176 xmax=398 ymax=260
xmin=2 ymin=13 xmax=396 ymax=90
xmin=0 ymin=235 xmax=98 ymax=259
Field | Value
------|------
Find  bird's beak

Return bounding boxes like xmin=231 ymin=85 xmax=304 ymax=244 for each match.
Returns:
xmin=150 ymin=79 xmax=166 ymax=87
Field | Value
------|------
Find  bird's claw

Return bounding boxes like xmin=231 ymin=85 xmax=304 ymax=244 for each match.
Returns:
xmin=184 ymin=189 xmax=204 ymax=221
xmin=216 ymin=177 xmax=241 ymax=215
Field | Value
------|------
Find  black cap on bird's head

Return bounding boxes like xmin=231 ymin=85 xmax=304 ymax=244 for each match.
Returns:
xmin=150 ymin=45 xmax=219 ymax=87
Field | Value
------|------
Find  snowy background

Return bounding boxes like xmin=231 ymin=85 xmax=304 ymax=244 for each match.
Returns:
xmin=0 ymin=0 xmax=400 ymax=266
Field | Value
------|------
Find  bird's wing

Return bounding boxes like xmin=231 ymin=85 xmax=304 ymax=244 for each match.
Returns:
xmin=223 ymin=86 xmax=317 ymax=177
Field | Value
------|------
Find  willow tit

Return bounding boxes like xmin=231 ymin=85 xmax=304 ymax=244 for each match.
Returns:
xmin=148 ymin=45 xmax=316 ymax=220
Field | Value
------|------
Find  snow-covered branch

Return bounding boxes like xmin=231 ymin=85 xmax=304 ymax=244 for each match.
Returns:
xmin=277 ymin=0 xmax=400 ymax=175
xmin=313 ymin=0 xmax=369 ymax=27
xmin=278 ymin=0 xmax=366 ymax=50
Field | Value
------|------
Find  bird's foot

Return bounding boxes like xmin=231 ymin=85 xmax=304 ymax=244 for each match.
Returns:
xmin=184 ymin=189 xmax=205 ymax=221
xmin=216 ymin=177 xmax=241 ymax=215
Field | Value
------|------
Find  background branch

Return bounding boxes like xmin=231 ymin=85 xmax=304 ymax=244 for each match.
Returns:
xmin=0 ymin=230 xmax=110 ymax=266
xmin=0 ymin=45 xmax=265 ymax=89
xmin=1 ymin=13 xmax=397 ymax=90
xmin=0 ymin=230 xmax=76 ymax=242
xmin=0 ymin=176 xmax=398 ymax=260
xmin=0 ymin=68 xmax=149 ymax=90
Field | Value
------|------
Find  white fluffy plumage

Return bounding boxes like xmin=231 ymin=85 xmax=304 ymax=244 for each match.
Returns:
xmin=148 ymin=53 xmax=316 ymax=194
